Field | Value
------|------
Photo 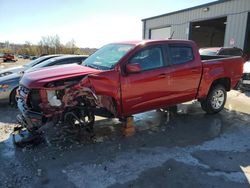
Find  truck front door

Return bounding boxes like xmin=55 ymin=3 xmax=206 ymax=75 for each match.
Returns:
xmin=121 ymin=45 xmax=172 ymax=116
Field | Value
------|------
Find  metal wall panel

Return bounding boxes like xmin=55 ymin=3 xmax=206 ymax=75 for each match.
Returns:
xmin=143 ymin=0 xmax=250 ymax=49
xmin=224 ymin=12 xmax=248 ymax=48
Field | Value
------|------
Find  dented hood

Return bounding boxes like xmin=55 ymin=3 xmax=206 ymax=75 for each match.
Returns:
xmin=20 ymin=64 xmax=101 ymax=89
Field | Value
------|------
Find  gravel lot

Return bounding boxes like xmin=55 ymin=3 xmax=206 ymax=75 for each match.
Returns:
xmin=0 ymin=81 xmax=250 ymax=187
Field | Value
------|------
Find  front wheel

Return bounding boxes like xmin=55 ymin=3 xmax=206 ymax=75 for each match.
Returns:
xmin=200 ymin=85 xmax=227 ymax=114
xmin=64 ymin=108 xmax=95 ymax=133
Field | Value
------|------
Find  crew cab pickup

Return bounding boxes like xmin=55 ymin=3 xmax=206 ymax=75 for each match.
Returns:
xmin=16 ymin=40 xmax=244 ymax=132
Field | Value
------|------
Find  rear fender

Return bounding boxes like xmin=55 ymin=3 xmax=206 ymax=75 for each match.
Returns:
xmin=197 ymin=67 xmax=230 ymax=99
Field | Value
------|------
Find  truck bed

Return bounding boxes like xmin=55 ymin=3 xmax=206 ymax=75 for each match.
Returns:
xmin=197 ymin=56 xmax=244 ymax=98
xmin=201 ymin=55 xmax=237 ymax=61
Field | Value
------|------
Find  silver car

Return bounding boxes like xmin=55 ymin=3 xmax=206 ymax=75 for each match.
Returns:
xmin=0 ymin=55 xmax=60 ymax=77
xmin=0 ymin=55 xmax=88 ymax=106
xmin=0 ymin=73 xmax=21 ymax=105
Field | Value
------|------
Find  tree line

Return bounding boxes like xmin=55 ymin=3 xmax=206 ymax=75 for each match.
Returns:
xmin=0 ymin=35 xmax=97 ymax=56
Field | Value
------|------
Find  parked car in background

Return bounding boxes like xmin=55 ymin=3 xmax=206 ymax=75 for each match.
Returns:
xmin=199 ymin=47 xmax=249 ymax=61
xmin=30 ymin=56 xmax=38 ymax=60
xmin=2 ymin=53 xmax=17 ymax=62
xmin=25 ymin=55 xmax=88 ymax=73
xmin=0 ymin=54 xmax=60 ymax=77
xmin=22 ymin=55 xmax=30 ymax=59
xmin=237 ymin=60 xmax=250 ymax=91
xmin=0 ymin=66 xmax=23 ymax=77
xmin=0 ymin=55 xmax=88 ymax=106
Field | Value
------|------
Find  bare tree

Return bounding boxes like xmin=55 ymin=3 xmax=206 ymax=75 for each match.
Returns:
xmin=0 ymin=35 xmax=97 ymax=56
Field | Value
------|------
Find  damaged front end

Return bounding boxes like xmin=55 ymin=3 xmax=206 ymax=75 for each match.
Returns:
xmin=16 ymin=86 xmax=45 ymax=133
xmin=16 ymin=76 xmax=116 ymax=134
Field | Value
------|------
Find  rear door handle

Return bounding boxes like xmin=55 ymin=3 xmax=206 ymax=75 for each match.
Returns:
xmin=191 ymin=68 xmax=199 ymax=73
xmin=158 ymin=73 xmax=166 ymax=78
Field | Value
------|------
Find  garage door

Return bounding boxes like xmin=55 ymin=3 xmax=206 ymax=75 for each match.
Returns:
xmin=190 ymin=17 xmax=226 ymax=48
xmin=150 ymin=27 xmax=171 ymax=39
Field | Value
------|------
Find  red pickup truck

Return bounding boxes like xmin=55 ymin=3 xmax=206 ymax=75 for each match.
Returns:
xmin=16 ymin=40 xmax=244 ymax=133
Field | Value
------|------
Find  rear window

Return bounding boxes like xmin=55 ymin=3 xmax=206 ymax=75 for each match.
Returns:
xmin=169 ymin=45 xmax=194 ymax=65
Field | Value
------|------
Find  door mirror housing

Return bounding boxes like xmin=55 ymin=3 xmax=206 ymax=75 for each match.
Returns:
xmin=126 ymin=63 xmax=142 ymax=74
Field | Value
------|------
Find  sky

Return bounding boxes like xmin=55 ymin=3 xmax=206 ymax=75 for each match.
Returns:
xmin=0 ymin=0 xmax=217 ymax=48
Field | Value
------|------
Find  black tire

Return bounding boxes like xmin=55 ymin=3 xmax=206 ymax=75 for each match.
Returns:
xmin=200 ymin=84 xmax=227 ymax=114
xmin=64 ymin=108 xmax=95 ymax=132
xmin=10 ymin=88 xmax=17 ymax=107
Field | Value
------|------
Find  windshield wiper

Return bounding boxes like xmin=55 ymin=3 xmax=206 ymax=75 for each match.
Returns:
xmin=85 ymin=64 xmax=100 ymax=70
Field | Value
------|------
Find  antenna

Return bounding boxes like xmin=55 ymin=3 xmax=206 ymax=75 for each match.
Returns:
xmin=168 ymin=31 xmax=175 ymax=39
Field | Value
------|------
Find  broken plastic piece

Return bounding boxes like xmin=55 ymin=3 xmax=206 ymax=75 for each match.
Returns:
xmin=12 ymin=129 xmax=44 ymax=147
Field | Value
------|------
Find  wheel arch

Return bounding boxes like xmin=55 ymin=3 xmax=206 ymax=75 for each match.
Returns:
xmin=210 ymin=77 xmax=231 ymax=92
xmin=9 ymin=86 xmax=18 ymax=105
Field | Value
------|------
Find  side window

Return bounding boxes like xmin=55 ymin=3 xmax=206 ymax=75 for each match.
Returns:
xmin=55 ymin=59 xmax=77 ymax=65
xmin=130 ymin=47 xmax=164 ymax=71
xmin=169 ymin=46 xmax=194 ymax=65
xmin=72 ymin=58 xmax=83 ymax=64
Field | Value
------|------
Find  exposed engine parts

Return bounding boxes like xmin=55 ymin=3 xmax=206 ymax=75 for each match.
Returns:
xmin=47 ymin=90 xmax=62 ymax=107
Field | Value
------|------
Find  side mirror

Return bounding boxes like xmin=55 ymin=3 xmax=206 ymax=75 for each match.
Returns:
xmin=126 ymin=63 xmax=142 ymax=74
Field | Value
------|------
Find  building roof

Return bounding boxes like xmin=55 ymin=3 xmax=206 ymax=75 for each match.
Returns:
xmin=142 ymin=0 xmax=231 ymax=21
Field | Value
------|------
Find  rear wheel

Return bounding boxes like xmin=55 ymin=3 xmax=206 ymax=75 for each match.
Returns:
xmin=200 ymin=85 xmax=227 ymax=114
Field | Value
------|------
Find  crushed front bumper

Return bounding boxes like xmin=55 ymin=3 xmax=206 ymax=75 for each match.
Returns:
xmin=16 ymin=86 xmax=44 ymax=131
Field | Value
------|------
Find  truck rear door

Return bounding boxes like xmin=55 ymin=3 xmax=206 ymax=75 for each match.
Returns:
xmin=166 ymin=44 xmax=202 ymax=103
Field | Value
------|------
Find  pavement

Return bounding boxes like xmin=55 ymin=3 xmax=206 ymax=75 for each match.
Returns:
xmin=0 ymin=90 xmax=249 ymax=188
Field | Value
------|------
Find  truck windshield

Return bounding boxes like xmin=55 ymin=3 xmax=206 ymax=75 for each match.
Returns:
xmin=82 ymin=44 xmax=134 ymax=70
